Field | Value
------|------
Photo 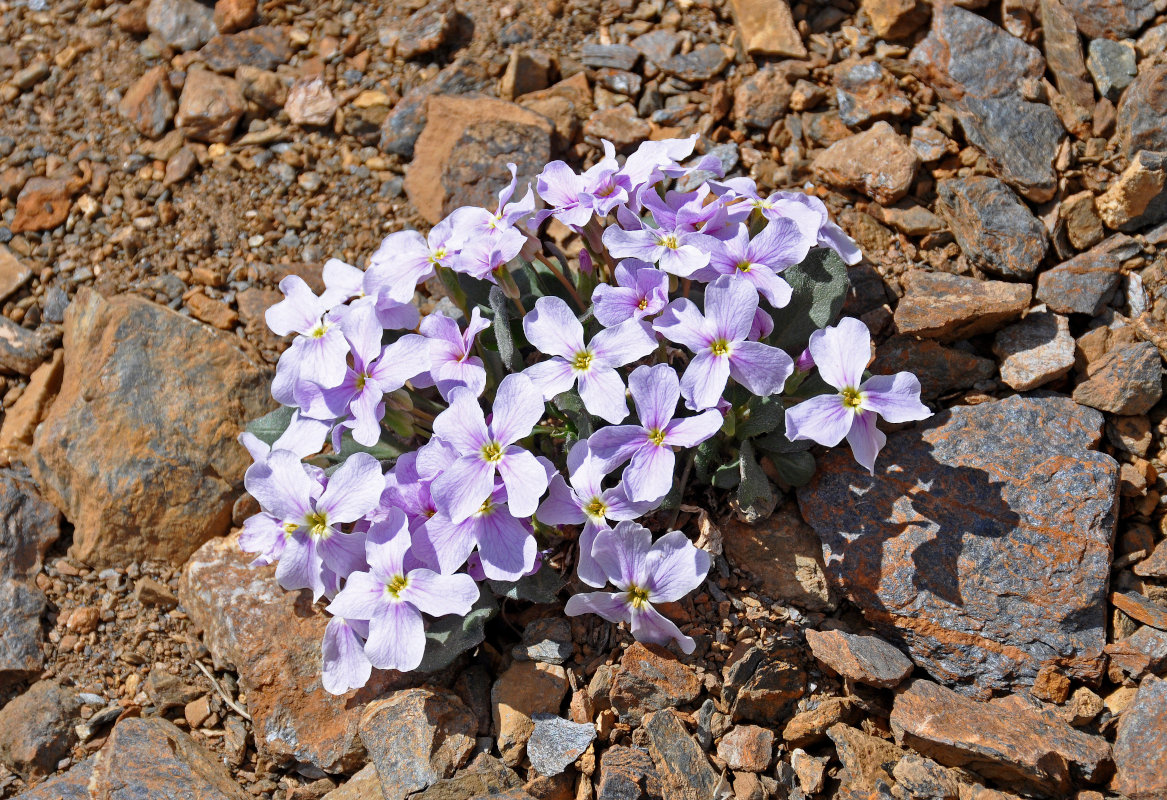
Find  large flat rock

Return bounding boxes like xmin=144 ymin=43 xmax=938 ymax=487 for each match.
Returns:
xmin=797 ymin=395 xmax=1117 ymax=696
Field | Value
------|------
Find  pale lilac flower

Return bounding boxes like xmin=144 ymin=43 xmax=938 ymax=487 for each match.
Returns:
xmin=415 ymin=307 xmax=490 ymax=399
xmin=591 ymin=261 xmax=669 ymax=328
xmin=653 ymin=276 xmax=794 ymax=410
xmin=365 ymin=215 xmax=464 ymax=302
xmin=415 ymin=484 xmax=538 ymax=579
xmin=602 ymin=190 xmax=721 ymax=277
xmin=535 ymin=144 xmax=627 ymax=228
xmin=522 ymin=296 xmax=657 ymax=423
xmin=238 ymin=410 xmax=330 ymax=465
xmin=327 ymin=509 xmax=479 ymax=673
xmin=564 ymin=522 xmax=709 ymax=654
xmin=244 ymin=450 xmax=385 ymax=601
xmin=758 ymin=190 xmax=861 ymax=265
xmin=466 ymin=549 xmax=544 ymax=582
xmin=449 ymin=227 xmax=527 ymax=284
xmin=537 ymin=441 xmax=659 ymax=586
xmin=588 ymin=364 xmax=723 ymax=502
xmin=429 ymin=374 xmax=548 ymax=523
xmin=267 ymin=276 xmax=350 ymax=393
xmin=785 ymin=317 xmax=930 ymax=474
xmin=319 ymin=258 xmax=366 ymax=306
xmin=455 ymin=163 xmax=538 ymax=237
xmin=321 ymin=617 xmax=371 ymax=695
xmin=695 ymin=219 xmax=811 ymax=307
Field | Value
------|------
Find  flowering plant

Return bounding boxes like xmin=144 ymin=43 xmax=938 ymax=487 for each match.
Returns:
xmin=239 ymin=136 xmax=930 ymax=693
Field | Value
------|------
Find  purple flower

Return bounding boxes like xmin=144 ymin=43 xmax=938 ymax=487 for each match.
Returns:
xmin=466 ymin=548 xmax=544 ymax=582
xmin=537 ymin=440 xmax=659 ymax=587
xmin=591 ymin=260 xmax=669 ymax=328
xmin=653 ymin=276 xmax=794 ymax=410
xmin=785 ymin=317 xmax=930 ymax=473
xmin=326 ymin=509 xmax=479 ymax=673
xmin=415 ymin=307 xmax=490 ymax=399
xmin=602 ymin=191 xmax=720 ymax=277
xmin=321 ymin=617 xmax=371 ymax=695
xmin=416 ymin=484 xmax=538 ymax=580
xmin=244 ymin=450 xmax=385 ymax=601
xmin=695 ymin=219 xmax=811 ymax=307
xmin=455 ymin=163 xmax=538 ymax=236
xmin=267 ymin=276 xmax=351 ymax=394
xmin=535 ymin=145 xmax=627 ymax=228
xmin=587 ymin=364 xmax=723 ymax=503
xmin=522 ymin=296 xmax=657 ymax=423
xmin=429 ymin=373 xmax=549 ymax=523
xmin=564 ymin=521 xmax=709 ymax=654
xmin=448 ymin=226 xmax=527 ymax=284
xmin=758 ymin=191 xmax=862 ymax=266
xmin=365 ymin=215 xmax=464 ymax=303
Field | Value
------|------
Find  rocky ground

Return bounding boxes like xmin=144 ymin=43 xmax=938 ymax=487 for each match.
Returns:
xmin=1 ymin=0 xmax=1166 ymax=798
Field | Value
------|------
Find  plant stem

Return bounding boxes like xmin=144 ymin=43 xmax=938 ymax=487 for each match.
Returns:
xmin=668 ymin=451 xmax=696 ymax=529
xmin=535 ymin=252 xmax=585 ymax=310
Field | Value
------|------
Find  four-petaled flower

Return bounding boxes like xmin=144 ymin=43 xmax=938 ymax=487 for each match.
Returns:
xmin=590 ymin=260 xmax=670 ymax=328
xmin=415 ymin=307 xmax=491 ymax=399
xmin=695 ymin=218 xmax=811 ymax=307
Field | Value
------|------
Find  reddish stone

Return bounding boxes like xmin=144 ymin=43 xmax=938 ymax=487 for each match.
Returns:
xmin=119 ymin=65 xmax=177 ymax=139
xmin=213 ymin=0 xmax=256 ymax=33
xmin=1111 ymin=676 xmax=1167 ymax=799
xmin=861 ymin=0 xmax=929 ymax=38
xmin=583 ymin=104 xmax=651 ymax=151
xmin=804 ymin=628 xmax=914 ymax=689
xmin=643 ymin=710 xmax=721 ymax=800
xmin=811 ymin=121 xmax=920 ymax=204
xmin=722 ymin=502 xmax=835 ymax=610
xmin=200 ymin=26 xmax=293 ymax=73
xmin=186 ymin=291 xmax=239 ymax=331
xmin=716 ymin=725 xmax=774 ymax=772
xmin=724 ymin=645 xmax=806 ymax=725
xmin=1060 ymin=0 xmax=1154 ymax=39
xmin=1036 ymin=234 xmax=1141 ymax=316
xmin=610 ymin=642 xmax=702 ymax=724
xmin=782 ymin=697 xmax=856 ymax=747
xmin=827 ymin=724 xmax=904 ymax=794
xmin=1110 ymin=591 xmax=1167 ymax=630
xmin=1073 ymin=342 xmax=1163 ymax=415
xmin=870 ymin=335 xmax=995 ymax=399
xmin=11 ymin=177 xmax=77 ymax=233
xmin=492 ymin=661 xmax=568 ymax=767
xmin=175 ymin=69 xmax=246 ymax=144
xmin=893 ymin=271 xmax=1031 ymax=342
xmin=596 ymin=745 xmax=661 ymax=800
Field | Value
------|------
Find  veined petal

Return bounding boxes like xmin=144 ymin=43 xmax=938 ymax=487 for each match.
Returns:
xmin=704 ymin=274 xmax=757 ymax=342
xmin=630 ymin=605 xmax=695 ymax=654
xmin=245 ymin=449 xmax=315 ymax=521
xmin=592 ymin=521 xmax=653 ymax=589
xmin=680 ymin=351 xmax=731 ymax=411
xmin=318 ymin=531 xmax=368 ymax=579
xmin=490 ymin=373 xmax=546 ymax=446
xmin=653 ymin=298 xmax=711 ymax=353
xmin=325 ymin=571 xmax=387 ymax=621
xmin=474 ymin=506 xmax=537 ymax=581
xmin=664 ymin=408 xmax=724 ymax=448
xmin=523 ymin=358 xmax=576 ymax=401
xmin=431 ymin=455 xmax=496 ymax=525
xmin=807 ymin=317 xmax=871 ymax=391
xmin=524 ymin=296 xmax=586 ymax=359
xmin=371 ymin=334 xmax=432 ymax=392
xmin=266 ymin=276 xmax=325 ymax=336
xmin=576 ymin=520 xmax=610 ymax=588
xmin=592 ymin=285 xmax=646 ymax=328
xmin=784 ymin=393 xmax=853 ymax=448
xmin=432 ymin=387 xmax=491 ymax=454
xmin=317 ymin=452 xmax=385 ymax=524
xmin=645 ymin=530 xmax=711 ymax=603
xmin=321 ymin=618 xmax=372 ymax=695
xmin=628 ymin=363 xmax=680 ymax=431
xmin=846 ymin=409 xmax=886 ymax=475
xmin=728 ymin=340 xmax=793 ymax=398
xmin=621 ymin=444 xmax=674 ymax=504
xmin=363 ymin=508 xmax=411 ymax=580
xmin=577 ymin=367 xmax=629 ymax=424
xmin=400 ymin=569 xmax=479 ymax=617
xmin=587 ymin=425 xmax=649 ymax=471
xmin=860 ymin=373 xmax=932 ymax=423
xmin=365 ymin=602 xmax=425 ymax=672
xmin=498 ymin=446 xmax=550 ymax=518
xmin=413 ymin=514 xmax=477 ymax=575
xmin=537 ymin=474 xmax=587 ymax=526
xmin=564 ymin=591 xmax=632 ymax=623
xmin=590 ymin=320 xmax=657 ymax=368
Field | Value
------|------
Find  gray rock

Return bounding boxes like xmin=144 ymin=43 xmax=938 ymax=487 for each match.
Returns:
xmin=146 ymin=0 xmax=217 ymax=52
xmin=395 ymin=0 xmax=456 ymax=60
xmin=1060 ymin=0 xmax=1154 ymax=38
xmin=1116 ymin=62 xmax=1167 ymax=159
xmin=0 ymin=316 xmax=56 ymax=376
xmin=955 ymin=95 xmax=1064 ymax=203
xmin=410 ymin=753 xmax=522 ymax=800
xmin=1096 ymin=150 xmax=1167 ymax=232
xmin=723 ymin=645 xmax=806 ymax=724
xmin=659 ymin=44 xmax=729 ymax=82
xmin=378 ymin=58 xmax=490 ymax=158
xmin=798 ymin=396 xmax=1118 ymax=695
xmin=7 ymin=756 xmax=94 ymax=800
xmin=581 ymin=43 xmax=640 ymax=71
xmin=527 ymin=714 xmax=596 ymax=777
xmin=733 ymin=65 xmax=793 ymax=130
xmin=597 ymin=746 xmax=662 ymax=800
xmin=834 ymin=59 xmax=911 ymax=128
xmin=1040 ymin=0 xmax=1094 ymax=109
xmin=993 ymin=312 xmax=1076 ymax=390
xmin=893 ymin=270 xmax=1032 ymax=341
xmin=804 ymin=628 xmax=914 ymax=689
xmin=643 ymin=710 xmax=721 ymax=800
xmin=0 ymin=681 xmax=79 ymax=780
xmin=1072 ymin=341 xmax=1163 ymax=414
xmin=198 ymin=27 xmax=293 ymax=74
xmin=1086 ymin=38 xmax=1137 ymax=101
xmin=631 ymin=30 xmax=680 ymax=65
xmin=1035 ymin=233 xmax=1141 ymax=315
xmin=513 ymin=618 xmax=573 ymax=665
xmin=1111 ymin=676 xmax=1167 ymax=799
xmin=937 ymin=176 xmax=1048 ymax=280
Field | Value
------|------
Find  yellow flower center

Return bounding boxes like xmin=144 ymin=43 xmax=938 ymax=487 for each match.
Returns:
xmin=305 ymin=510 xmax=329 ymax=539
xmin=584 ymin=497 xmax=608 ymax=519
xmin=477 ymin=497 xmax=497 ymax=517
xmin=657 ymin=234 xmax=680 ymax=250
xmin=735 ymin=261 xmax=752 ymax=273
xmin=710 ymin=339 xmax=731 ymax=357
xmin=627 ymin=585 xmax=650 ymax=609
xmin=481 ymin=441 xmax=504 ymax=463
xmin=571 ymin=349 xmax=595 ymax=371
xmin=647 ymin=427 xmax=667 ymax=446
xmin=309 ymin=322 xmax=328 ymax=339
xmin=841 ymin=387 xmax=864 ymax=411
xmin=282 ymin=521 xmax=299 ymax=538
xmin=355 ymin=373 xmax=368 ymax=391
xmin=385 ymin=574 xmax=409 ymax=599
xmin=428 ymin=247 xmax=447 ymax=265
xmin=637 ymin=297 xmax=648 ymax=310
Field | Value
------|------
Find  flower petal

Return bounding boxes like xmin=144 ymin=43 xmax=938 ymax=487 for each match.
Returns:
xmin=628 ymin=363 xmax=679 ymax=431
xmin=432 ymin=387 xmax=491 ymax=454
xmin=431 ymin=455 xmax=497 ymax=525
xmin=524 ymin=296 xmax=586 ymax=359
xmin=704 ymin=274 xmax=757 ymax=342
xmin=630 ymin=605 xmax=695 ymax=654
xmin=564 ymin=591 xmax=631 ymax=623
xmin=592 ymin=521 xmax=653 ymax=590
xmin=317 ymin=452 xmax=385 ymax=524
xmin=400 ymin=569 xmax=480 ymax=617
xmin=363 ymin=508 xmax=411 ymax=580
xmin=846 ymin=409 xmax=886 ymax=475
xmin=645 ymin=530 xmax=711 ymax=603
xmin=807 ymin=316 xmax=871 ymax=390
xmin=860 ymin=373 xmax=932 ymax=423
xmin=784 ymin=394 xmax=853 ymax=448
xmin=246 ymin=450 xmax=314 ymax=521
xmin=621 ymin=443 xmax=675 ymax=504
xmin=576 ymin=520 xmax=610 ymax=588
xmin=321 ymin=618 xmax=372 ymax=695
xmin=578 ymin=366 xmax=630 ymax=424
xmin=475 ymin=507 xmax=537 ymax=581
xmin=412 ymin=514 xmax=477 ymax=575
xmin=325 ymin=571 xmax=387 ymax=620
xmin=590 ymin=320 xmax=657 ymax=368
xmin=365 ymin=602 xmax=426 ymax=672
xmin=490 ymin=373 xmax=546 ymax=447
xmin=537 ymin=474 xmax=587 ymax=526
xmin=728 ymin=340 xmax=793 ymax=398
xmin=653 ymin=298 xmax=710 ymax=352
xmin=523 ymin=358 xmax=576 ymax=401
xmin=680 ymin=351 xmax=731 ymax=411
xmin=498 ymin=446 xmax=550 ymax=519
xmin=587 ymin=425 xmax=648 ymax=472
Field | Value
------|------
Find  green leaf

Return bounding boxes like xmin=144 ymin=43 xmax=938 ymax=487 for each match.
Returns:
xmin=245 ymin=406 xmax=294 ymax=446
xmin=554 ymin=390 xmax=593 ymax=440
xmin=737 ymin=396 xmax=785 ymax=439
xmin=489 ymin=286 xmax=522 ymax=372
xmin=736 ymin=440 xmax=775 ymax=519
xmin=416 ymin=592 xmax=498 ymax=672
xmin=767 ymin=450 xmax=816 ymax=487
xmin=335 ymin=433 xmax=406 ymax=462
xmin=771 ymin=247 xmax=850 ymax=354
xmin=712 ymin=459 xmax=741 ymax=489
xmin=753 ymin=429 xmax=813 ymax=455
xmin=694 ymin=438 xmax=721 ymax=484
xmin=488 ymin=567 xmax=564 ymax=604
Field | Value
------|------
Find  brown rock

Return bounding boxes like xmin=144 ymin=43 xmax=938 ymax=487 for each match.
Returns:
xmin=394 ymin=0 xmax=456 ymax=60
xmin=199 ymin=26 xmax=293 ymax=74
xmin=115 ymin=0 xmax=150 ymax=34
xmin=805 ymin=628 xmax=913 ymax=688
xmin=1116 ymin=62 xmax=1167 ymax=159
xmin=30 ymin=289 xmax=272 ymax=567
xmin=1111 ymin=591 xmax=1167 ymax=630
xmin=782 ymin=697 xmax=856 ymax=747
xmin=1032 ymin=664 xmax=1072 ymax=704
xmin=811 ymin=121 xmax=919 ymax=204
xmin=493 ymin=661 xmax=568 ymax=767
xmin=410 ymin=753 xmax=522 ymax=799
xmin=499 ymin=49 xmax=552 ymax=102
xmin=184 ymin=695 xmax=212 ymax=729
xmin=213 ymin=0 xmax=256 ymax=33
xmin=1061 ymin=190 xmax=1104 ymax=250
xmin=1110 ymin=676 xmax=1167 ymax=799
xmin=833 ymin=59 xmax=912 ymax=128
xmin=827 ymin=724 xmax=904 ymax=793
xmin=643 ymin=710 xmax=721 ymax=800
xmin=0 ymin=680 xmax=79 ymax=780
xmin=91 ymin=717 xmax=249 ymax=799
xmin=0 ymin=316 xmax=56 ymax=377
xmin=186 ymin=290 xmax=239 ymax=330
xmin=992 ymin=312 xmax=1075 ymax=391
xmin=874 ymin=200 xmax=944 ymax=236
xmin=597 ymin=745 xmax=661 ymax=800
xmin=1060 ymin=0 xmax=1154 ymax=39
xmin=935 ymin=176 xmax=1047 ymax=280
xmin=1072 ymin=341 xmax=1163 ymax=415
xmin=1036 ymin=234 xmax=1140 ymax=315
xmin=583 ymin=104 xmax=651 ymax=151
xmin=360 ymin=689 xmax=477 ymax=799
xmin=716 ymin=725 xmax=773 ymax=772
xmin=134 ymin=576 xmax=178 ymax=609
xmin=0 ymin=244 xmax=32 ymax=300
xmin=286 ymin=76 xmax=338 ymax=127
xmin=237 ymin=64 xmax=288 ymax=110
xmin=724 ymin=645 xmax=806 ymax=725
xmin=518 ymin=72 xmax=593 ymax=148
xmin=910 ymin=125 xmax=956 ymax=162
xmin=175 ymin=69 xmax=245 ymax=143
xmin=862 ymin=0 xmax=929 ymax=38
xmin=320 ymin=764 xmax=382 ymax=800
xmin=146 ymin=0 xmax=217 ymax=52
xmin=1096 ymin=150 xmax=1167 ymax=232
xmin=163 ymin=147 xmax=198 ymax=187
xmin=610 ymin=642 xmax=701 ymax=725
xmin=892 ymin=753 xmax=962 ymax=800
xmin=870 ymin=336 xmax=995 ymax=399
xmin=65 ymin=605 xmax=99 ymax=633
xmin=790 ymin=749 xmax=828 ymax=795
xmin=728 ymin=0 xmax=806 ymax=58
xmin=1135 ymin=538 xmax=1167 ymax=578
xmin=733 ymin=65 xmax=793 ymax=130
xmin=721 ymin=502 xmax=834 ymax=610
xmin=0 ymin=349 xmax=63 ymax=465
xmin=893 ymin=271 xmax=1032 ymax=341
xmin=11 ymin=177 xmax=77 ymax=233
xmin=890 ymin=680 xmax=1112 ymax=796
xmin=120 ymin=65 xmax=177 ymax=139
xmin=1040 ymin=0 xmax=1094 ymax=110
xmin=9 ymin=755 xmax=94 ymax=800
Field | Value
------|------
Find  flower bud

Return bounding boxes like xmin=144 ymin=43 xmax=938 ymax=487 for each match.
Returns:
xmin=796 ymin=347 xmax=815 ymax=372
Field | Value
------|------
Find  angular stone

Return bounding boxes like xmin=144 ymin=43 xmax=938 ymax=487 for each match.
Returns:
xmin=643 ymin=710 xmax=721 ymax=800
xmin=956 ymin=96 xmax=1063 ymax=204
xmin=1040 ymin=0 xmax=1094 ymax=110
xmin=493 ymin=661 xmax=568 ymax=767
xmin=584 ymin=104 xmax=651 ymax=150
xmin=1060 ymin=0 xmax=1154 ymax=38
xmin=30 ymin=290 xmax=271 ymax=567
xmin=661 ymin=43 xmax=729 ymax=82
xmin=890 ymin=680 xmax=1111 ymax=796
xmin=811 ymin=121 xmax=919 ymax=204
xmin=804 ymin=629 xmax=914 ymax=689
xmin=783 ymin=697 xmax=857 ymax=747
xmin=936 ymin=176 xmax=1047 ymax=280
xmin=519 ymin=72 xmax=593 ymax=148
xmin=1096 ymin=150 xmax=1167 ymax=232
xmin=0 ymin=680 xmax=79 ymax=780
xmin=862 ymin=0 xmax=929 ymax=39
xmin=1111 ymin=590 xmax=1167 ymax=630
xmin=213 ymin=0 xmax=256 ymax=33
xmin=993 ymin=312 xmax=1075 ymax=391
xmin=12 ymin=176 xmax=78 ymax=233
xmin=199 ymin=26 xmax=293 ymax=73
xmin=833 ymin=59 xmax=911 ymax=128
xmin=10 ymin=756 xmax=93 ymax=800
xmin=411 ymin=753 xmax=523 ymax=800
xmin=92 ymin=717 xmax=249 ymax=799
xmin=175 ymin=69 xmax=246 ymax=143
xmin=580 ymin=44 xmax=640 ymax=71
xmin=1073 ymin=341 xmax=1163 ymax=414
xmin=1086 ymin=39 xmax=1136 ymax=102
xmin=716 ymin=725 xmax=773 ymax=772
xmin=1116 ymin=62 xmax=1167 ymax=159
xmin=610 ymin=642 xmax=702 ymax=725
xmin=728 ymin=0 xmax=806 ymax=58
xmin=1111 ymin=676 xmax=1167 ymax=799
xmin=514 ymin=617 xmax=573 ymax=665
xmin=146 ymin=0 xmax=217 ymax=52
xmin=1061 ymin=190 xmax=1104 ymax=250
xmin=892 ymin=753 xmax=964 ymax=800
xmin=0 ymin=349 xmax=64 ymax=464
xmin=870 ymin=336 xmax=996 ymax=399
xmin=527 ymin=714 xmax=596 ymax=777
xmin=893 ymin=271 xmax=1032 ymax=341
xmin=631 ymin=30 xmax=680 ymax=66
xmin=0 ymin=247 xmax=31 ymax=306
xmin=499 ymin=50 xmax=552 ymax=101
xmin=723 ymin=645 xmax=806 ymax=725
xmin=827 ymin=724 xmax=904 ymax=793
xmin=597 ymin=746 xmax=661 ymax=800
xmin=237 ymin=64 xmax=288 ymax=110
xmin=0 ymin=316 xmax=56 ymax=376
xmin=379 ymin=59 xmax=490 ymax=159
xmin=395 ymin=0 xmax=455 ymax=60
xmin=798 ymin=396 xmax=1117 ymax=695
xmin=722 ymin=503 xmax=834 ymax=610
xmin=120 ymin=65 xmax=177 ymax=139
xmin=1036 ymin=234 xmax=1140 ymax=315
xmin=359 ymin=689 xmax=477 ymax=800
xmin=733 ymin=65 xmax=792 ymax=130
xmin=405 ymin=95 xmax=551 ymax=225
xmin=286 ymin=76 xmax=338 ymax=127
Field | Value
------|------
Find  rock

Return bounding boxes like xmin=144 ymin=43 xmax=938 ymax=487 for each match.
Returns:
xmin=406 ymin=95 xmax=551 ymax=225
xmin=723 ymin=645 xmax=806 ymax=725
xmin=660 ymin=44 xmax=729 ymax=82
xmin=783 ymin=697 xmax=857 ymax=747
xmin=584 ymin=105 xmax=651 ymax=151
xmin=180 ymin=534 xmax=411 ymax=773
xmin=790 ymin=79 xmax=826 ymax=112
xmin=0 ymin=349 xmax=64 ymax=464
xmin=514 ymin=617 xmax=573 ymax=665
xmin=213 ymin=0 xmax=256 ymax=33
xmin=827 ymin=724 xmax=904 ymax=793
xmin=519 ymin=72 xmax=593 ymax=148
xmin=631 ymin=30 xmax=679 ymax=66
xmin=134 ymin=576 xmax=178 ymax=608
xmin=119 ymin=65 xmax=177 ymax=139
xmin=580 ymin=44 xmax=640 ymax=71
xmin=833 ymin=59 xmax=912 ymax=128
xmin=790 ymin=749 xmax=828 ymax=795
xmin=1111 ymin=676 xmax=1167 ymax=799
xmin=199 ymin=26 xmax=293 ymax=73
xmin=499 ymin=50 xmax=551 ymax=101
xmin=360 ymin=689 xmax=477 ymax=800
xmin=862 ymin=0 xmax=930 ymax=39
xmin=870 ymin=336 xmax=996 ymax=399
xmin=164 ymin=147 xmax=198 ymax=186
xmin=237 ymin=65 xmax=288 ymax=110
xmin=992 ymin=312 xmax=1075 ymax=390
xmin=811 ymin=121 xmax=919 ymax=204
xmin=1036 ymin=234 xmax=1140 ymax=314
xmin=733 ymin=66 xmax=793 ymax=130
xmin=411 ymin=753 xmax=523 ymax=800
xmin=1040 ymin=0 xmax=1094 ymax=110
xmin=643 ymin=710 xmax=721 ymax=800
xmin=892 ymin=753 xmax=963 ymax=800
xmin=798 ymin=395 xmax=1117 ymax=695
xmin=1116 ymin=62 xmax=1167 ymax=159
xmin=721 ymin=502 xmax=835 ymax=611
xmin=890 ymin=680 xmax=1111 ymax=796
xmin=804 ymin=629 xmax=914 ymax=689
xmin=956 ymin=95 xmax=1064 ymax=204
xmin=493 ymin=661 xmax=568 ymax=767
xmin=9 ymin=756 xmax=93 ymax=800
xmin=1086 ymin=39 xmax=1136 ymax=102
xmin=1111 ymin=590 xmax=1167 ymax=630
xmin=1061 ymin=190 xmax=1105 ymax=250
xmin=936 ymin=176 xmax=1047 ymax=280
xmin=1096 ymin=150 xmax=1167 ymax=232
xmin=0 ymin=680 xmax=79 ymax=780
xmin=286 ymin=76 xmax=338 ymax=127
xmin=0 ymin=316 xmax=57 ymax=376
xmin=187 ymin=291 xmax=238 ymax=330
xmin=395 ymin=0 xmax=456 ymax=60
xmin=1135 ymin=538 xmax=1167 ymax=577
xmin=175 ymin=69 xmax=246 ymax=143
xmin=12 ymin=60 xmax=49 ymax=91
xmin=893 ymin=271 xmax=1032 ymax=341
xmin=910 ymin=125 xmax=956 ymax=162
xmin=716 ymin=726 xmax=773 ymax=772
xmin=321 ymin=765 xmax=381 ymax=800
xmin=12 ymin=176 xmax=78 ymax=233
xmin=1073 ymin=341 xmax=1163 ymax=414
xmin=1060 ymin=0 xmax=1154 ymax=38
xmin=92 ymin=717 xmax=249 ymax=799
xmin=597 ymin=746 xmax=661 ymax=800
xmin=728 ymin=0 xmax=806 ymax=58
xmin=30 ymin=289 xmax=271 ymax=567
xmin=147 ymin=0 xmax=217 ymax=51
xmin=379 ymin=59 xmax=490 ymax=158
xmin=527 ymin=714 xmax=596 ymax=777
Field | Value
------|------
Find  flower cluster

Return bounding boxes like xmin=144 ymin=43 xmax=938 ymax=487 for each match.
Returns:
xmin=241 ymin=136 xmax=930 ymax=693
